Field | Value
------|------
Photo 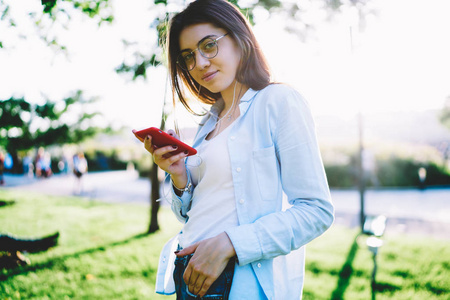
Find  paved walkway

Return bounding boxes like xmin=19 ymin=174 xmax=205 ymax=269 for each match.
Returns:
xmin=2 ymin=171 xmax=449 ymax=239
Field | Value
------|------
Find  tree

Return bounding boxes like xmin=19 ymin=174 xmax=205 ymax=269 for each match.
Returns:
xmin=0 ymin=91 xmax=101 ymax=173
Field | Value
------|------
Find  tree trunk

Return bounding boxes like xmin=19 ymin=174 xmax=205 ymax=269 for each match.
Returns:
xmin=148 ymin=162 xmax=161 ymax=233
xmin=147 ymin=73 xmax=168 ymax=234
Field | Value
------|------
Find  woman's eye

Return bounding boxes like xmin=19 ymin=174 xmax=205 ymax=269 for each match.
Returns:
xmin=202 ymin=41 xmax=216 ymax=52
xmin=183 ymin=53 xmax=194 ymax=61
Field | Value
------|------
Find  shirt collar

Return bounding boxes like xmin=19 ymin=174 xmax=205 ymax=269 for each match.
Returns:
xmin=240 ymin=88 xmax=259 ymax=103
xmin=209 ymin=88 xmax=259 ymax=117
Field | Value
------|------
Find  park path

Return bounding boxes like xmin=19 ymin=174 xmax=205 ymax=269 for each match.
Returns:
xmin=2 ymin=170 xmax=449 ymax=239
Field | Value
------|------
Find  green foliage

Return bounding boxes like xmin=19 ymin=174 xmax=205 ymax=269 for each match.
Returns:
xmin=41 ymin=0 xmax=57 ymax=13
xmin=72 ymin=0 xmax=113 ymax=22
xmin=115 ymin=54 xmax=161 ymax=80
xmin=325 ymin=164 xmax=356 ymax=188
xmin=85 ymin=150 xmax=128 ymax=172
xmin=424 ymin=162 xmax=450 ymax=186
xmin=324 ymin=149 xmax=450 ymax=188
xmin=0 ymin=1 xmax=14 ymax=29
xmin=252 ymin=0 xmax=282 ymax=11
xmin=154 ymin=0 xmax=167 ymax=5
xmin=376 ymin=158 xmax=450 ymax=187
xmin=376 ymin=157 xmax=421 ymax=187
xmin=0 ymin=97 xmax=31 ymax=129
xmin=39 ymin=0 xmax=114 ymax=23
xmin=1 ymin=190 xmax=449 ymax=299
xmin=0 ymin=90 xmax=102 ymax=159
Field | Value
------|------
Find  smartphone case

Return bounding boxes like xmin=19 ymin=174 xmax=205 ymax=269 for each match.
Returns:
xmin=134 ymin=127 xmax=197 ymax=156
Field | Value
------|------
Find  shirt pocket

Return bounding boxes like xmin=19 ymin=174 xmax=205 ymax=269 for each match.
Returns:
xmin=253 ymin=145 xmax=280 ymax=201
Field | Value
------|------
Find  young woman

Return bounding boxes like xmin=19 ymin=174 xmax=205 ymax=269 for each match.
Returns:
xmin=139 ymin=0 xmax=334 ymax=299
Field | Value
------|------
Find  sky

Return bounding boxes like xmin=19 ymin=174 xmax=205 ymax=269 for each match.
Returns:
xmin=1 ymin=0 xmax=449 ymax=130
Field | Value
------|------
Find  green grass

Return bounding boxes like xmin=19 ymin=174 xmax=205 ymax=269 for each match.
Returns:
xmin=1 ymin=190 xmax=449 ymax=300
xmin=0 ymin=190 xmax=180 ymax=300
xmin=303 ymin=227 xmax=450 ymax=300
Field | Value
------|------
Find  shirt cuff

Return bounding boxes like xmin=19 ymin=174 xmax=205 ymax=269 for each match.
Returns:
xmin=226 ymin=224 xmax=262 ymax=266
xmin=171 ymin=169 xmax=193 ymax=220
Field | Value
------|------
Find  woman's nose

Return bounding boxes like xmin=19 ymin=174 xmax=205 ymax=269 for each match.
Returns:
xmin=195 ymin=52 xmax=210 ymax=70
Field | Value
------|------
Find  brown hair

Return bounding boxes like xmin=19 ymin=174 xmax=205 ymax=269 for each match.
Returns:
xmin=167 ymin=0 xmax=272 ymax=115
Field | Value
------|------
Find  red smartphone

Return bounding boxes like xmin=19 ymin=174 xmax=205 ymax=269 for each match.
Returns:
xmin=133 ymin=127 xmax=197 ymax=156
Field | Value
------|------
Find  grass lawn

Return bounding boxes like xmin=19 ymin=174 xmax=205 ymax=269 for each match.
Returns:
xmin=0 ymin=189 xmax=449 ymax=299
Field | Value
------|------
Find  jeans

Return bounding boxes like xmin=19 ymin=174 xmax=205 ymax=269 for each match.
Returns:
xmin=173 ymin=253 xmax=235 ymax=300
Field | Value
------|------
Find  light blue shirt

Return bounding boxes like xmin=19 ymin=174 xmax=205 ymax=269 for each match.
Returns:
xmin=156 ymin=84 xmax=334 ymax=299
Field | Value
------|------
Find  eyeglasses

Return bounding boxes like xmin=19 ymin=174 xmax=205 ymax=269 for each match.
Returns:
xmin=176 ymin=33 xmax=228 ymax=71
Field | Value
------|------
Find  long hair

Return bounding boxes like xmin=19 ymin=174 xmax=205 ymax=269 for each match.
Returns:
xmin=167 ymin=0 xmax=272 ymax=115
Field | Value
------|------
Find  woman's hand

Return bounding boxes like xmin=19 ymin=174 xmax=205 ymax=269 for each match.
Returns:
xmin=132 ymin=129 xmax=188 ymax=182
xmin=175 ymin=232 xmax=236 ymax=298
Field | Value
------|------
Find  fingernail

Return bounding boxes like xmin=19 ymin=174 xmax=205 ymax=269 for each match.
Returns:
xmin=174 ymin=250 xmax=180 ymax=254
xmin=172 ymin=145 xmax=178 ymax=149
xmin=184 ymin=150 xmax=188 ymax=155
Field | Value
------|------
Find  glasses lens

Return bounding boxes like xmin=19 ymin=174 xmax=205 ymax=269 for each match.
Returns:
xmin=199 ymin=38 xmax=218 ymax=58
xmin=178 ymin=51 xmax=195 ymax=71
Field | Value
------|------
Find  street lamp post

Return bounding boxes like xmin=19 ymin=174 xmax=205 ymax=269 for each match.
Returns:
xmin=349 ymin=20 xmax=366 ymax=232
xmin=358 ymin=111 xmax=365 ymax=231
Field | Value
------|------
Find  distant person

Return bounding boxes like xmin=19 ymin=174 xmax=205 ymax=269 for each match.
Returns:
xmin=34 ymin=147 xmax=44 ymax=178
xmin=41 ymin=152 xmax=53 ymax=178
xmin=58 ymin=156 xmax=69 ymax=175
xmin=73 ymin=152 xmax=88 ymax=194
xmin=3 ymin=152 xmax=13 ymax=172
xmin=35 ymin=149 xmax=52 ymax=178
xmin=22 ymin=154 xmax=34 ymax=178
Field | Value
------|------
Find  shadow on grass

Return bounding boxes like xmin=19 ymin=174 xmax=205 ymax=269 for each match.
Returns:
xmin=331 ymin=233 xmax=360 ymax=300
xmin=0 ymin=233 xmax=149 ymax=281
xmin=373 ymin=282 xmax=401 ymax=293
xmin=0 ymin=200 xmax=16 ymax=207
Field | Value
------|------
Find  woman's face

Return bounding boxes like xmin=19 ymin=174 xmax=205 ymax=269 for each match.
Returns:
xmin=179 ymin=23 xmax=241 ymax=96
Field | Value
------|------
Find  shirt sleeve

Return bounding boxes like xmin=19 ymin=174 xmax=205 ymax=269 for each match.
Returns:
xmin=170 ymin=168 xmax=194 ymax=223
xmin=226 ymin=85 xmax=335 ymax=266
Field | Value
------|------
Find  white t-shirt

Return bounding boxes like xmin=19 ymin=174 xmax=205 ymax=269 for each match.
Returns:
xmin=179 ymin=124 xmax=239 ymax=248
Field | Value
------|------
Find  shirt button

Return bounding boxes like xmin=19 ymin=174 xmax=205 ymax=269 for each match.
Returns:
xmin=230 ymin=136 xmax=236 ymax=141
xmin=257 ymin=263 xmax=262 ymax=268
xmin=239 ymin=199 xmax=245 ymax=204
xmin=236 ymin=167 xmax=241 ymax=172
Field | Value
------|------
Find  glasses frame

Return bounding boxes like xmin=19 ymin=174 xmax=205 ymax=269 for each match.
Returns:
xmin=176 ymin=33 xmax=229 ymax=71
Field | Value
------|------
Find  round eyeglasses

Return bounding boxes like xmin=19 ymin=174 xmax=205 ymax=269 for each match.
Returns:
xmin=176 ymin=33 xmax=228 ymax=71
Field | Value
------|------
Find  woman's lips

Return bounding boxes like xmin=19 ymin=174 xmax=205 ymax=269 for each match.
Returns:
xmin=202 ymin=71 xmax=218 ymax=82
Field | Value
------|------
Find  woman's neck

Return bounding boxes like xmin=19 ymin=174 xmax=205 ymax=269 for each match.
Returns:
xmin=220 ymin=81 xmax=249 ymax=113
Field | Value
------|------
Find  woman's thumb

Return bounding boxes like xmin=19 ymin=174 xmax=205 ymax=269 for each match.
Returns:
xmin=175 ymin=243 xmax=198 ymax=257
